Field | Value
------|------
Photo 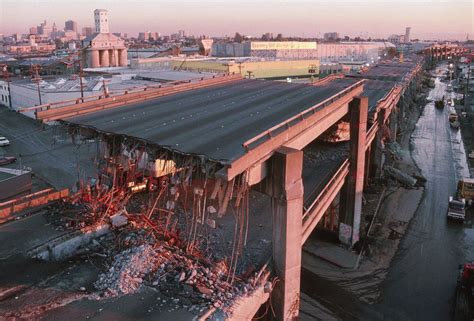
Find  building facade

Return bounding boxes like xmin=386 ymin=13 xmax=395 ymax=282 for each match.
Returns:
xmin=212 ymin=41 xmax=319 ymax=59
xmin=82 ymin=9 xmax=127 ymax=68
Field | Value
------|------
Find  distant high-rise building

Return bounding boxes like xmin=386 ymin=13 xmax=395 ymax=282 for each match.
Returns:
xmin=404 ymin=27 xmax=411 ymax=43
xmin=94 ymin=9 xmax=109 ymax=33
xmin=65 ymin=20 xmax=78 ymax=32
xmin=29 ymin=27 xmax=37 ymax=35
xmin=179 ymin=30 xmax=185 ymax=38
xmin=82 ymin=27 xmax=93 ymax=37
xmin=138 ymin=32 xmax=148 ymax=41
xmin=324 ymin=32 xmax=339 ymax=41
xmin=38 ymin=20 xmax=52 ymax=38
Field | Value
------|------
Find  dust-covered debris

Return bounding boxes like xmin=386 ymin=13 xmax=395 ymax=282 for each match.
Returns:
xmin=95 ymin=243 xmax=160 ymax=297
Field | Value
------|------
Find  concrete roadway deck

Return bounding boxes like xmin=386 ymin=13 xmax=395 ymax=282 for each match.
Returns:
xmin=64 ymin=78 xmax=360 ymax=164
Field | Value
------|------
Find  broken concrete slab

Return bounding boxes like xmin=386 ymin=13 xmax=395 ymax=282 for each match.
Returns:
xmin=384 ymin=165 xmax=417 ymax=188
xmin=28 ymin=223 xmax=110 ymax=261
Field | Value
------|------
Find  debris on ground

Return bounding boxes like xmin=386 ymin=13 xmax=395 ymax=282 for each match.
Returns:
xmin=384 ymin=165 xmax=417 ymax=188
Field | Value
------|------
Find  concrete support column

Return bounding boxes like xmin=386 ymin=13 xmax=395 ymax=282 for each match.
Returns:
xmin=100 ymin=49 xmax=110 ymax=67
xmin=270 ymin=147 xmax=304 ymax=321
xmin=119 ymin=49 xmax=128 ymax=67
xmin=339 ymin=97 xmax=368 ymax=246
xmin=364 ymin=146 xmax=371 ymax=187
xmin=372 ymin=108 xmax=386 ymax=179
xmin=389 ymin=109 xmax=398 ymax=143
xmin=90 ymin=50 xmax=100 ymax=68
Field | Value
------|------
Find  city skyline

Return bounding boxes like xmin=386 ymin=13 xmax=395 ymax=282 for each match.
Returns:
xmin=1 ymin=0 xmax=473 ymax=40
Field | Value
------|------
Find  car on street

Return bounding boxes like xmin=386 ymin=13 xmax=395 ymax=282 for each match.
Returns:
xmin=0 ymin=136 xmax=10 ymax=147
xmin=0 ymin=156 xmax=16 ymax=166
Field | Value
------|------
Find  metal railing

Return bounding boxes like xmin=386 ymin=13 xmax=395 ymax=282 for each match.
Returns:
xmin=35 ymin=73 xmax=243 ymax=121
xmin=302 ymin=159 xmax=349 ymax=221
xmin=19 ymin=73 xmax=241 ymax=114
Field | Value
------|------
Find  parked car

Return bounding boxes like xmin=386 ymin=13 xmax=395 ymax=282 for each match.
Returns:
xmin=0 ymin=136 xmax=10 ymax=147
xmin=0 ymin=156 xmax=16 ymax=166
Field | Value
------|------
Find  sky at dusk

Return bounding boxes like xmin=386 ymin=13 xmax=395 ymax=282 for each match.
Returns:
xmin=0 ymin=0 xmax=473 ymax=40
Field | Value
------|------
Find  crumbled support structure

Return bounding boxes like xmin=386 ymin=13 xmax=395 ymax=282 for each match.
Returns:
xmin=339 ymin=97 xmax=368 ymax=246
xmin=270 ymin=147 xmax=304 ymax=320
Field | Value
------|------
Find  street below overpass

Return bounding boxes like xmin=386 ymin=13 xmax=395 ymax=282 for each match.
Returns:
xmin=376 ymin=64 xmax=474 ymax=321
xmin=300 ymin=63 xmax=474 ymax=321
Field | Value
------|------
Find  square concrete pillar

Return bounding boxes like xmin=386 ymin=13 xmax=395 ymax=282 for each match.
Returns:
xmin=339 ymin=97 xmax=368 ymax=246
xmin=270 ymin=146 xmax=304 ymax=321
xmin=389 ymin=109 xmax=398 ymax=143
xmin=372 ymin=108 xmax=386 ymax=179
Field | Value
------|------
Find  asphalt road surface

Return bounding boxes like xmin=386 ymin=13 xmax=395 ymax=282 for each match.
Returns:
xmin=0 ymin=107 xmax=97 ymax=190
xmin=376 ymin=63 xmax=474 ymax=320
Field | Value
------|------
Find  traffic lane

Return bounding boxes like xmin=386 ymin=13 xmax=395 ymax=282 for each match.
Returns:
xmin=377 ymin=64 xmax=466 ymax=321
xmin=0 ymin=107 xmax=96 ymax=189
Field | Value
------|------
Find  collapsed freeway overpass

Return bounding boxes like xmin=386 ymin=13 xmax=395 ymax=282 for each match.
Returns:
xmin=25 ymin=53 xmax=433 ymax=319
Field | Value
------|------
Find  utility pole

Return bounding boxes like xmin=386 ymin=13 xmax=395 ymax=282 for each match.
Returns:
xmin=0 ymin=64 xmax=12 ymax=109
xmin=77 ymin=55 xmax=85 ymax=102
xmin=464 ymin=60 xmax=471 ymax=108
xmin=31 ymin=64 xmax=42 ymax=105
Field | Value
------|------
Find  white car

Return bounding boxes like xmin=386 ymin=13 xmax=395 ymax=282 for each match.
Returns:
xmin=0 ymin=136 xmax=10 ymax=147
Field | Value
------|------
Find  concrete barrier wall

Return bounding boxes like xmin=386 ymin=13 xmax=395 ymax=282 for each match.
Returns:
xmin=0 ymin=171 xmax=32 ymax=201
xmin=0 ymin=188 xmax=69 ymax=220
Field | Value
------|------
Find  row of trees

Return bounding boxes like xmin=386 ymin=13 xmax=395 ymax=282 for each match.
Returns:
xmin=233 ymin=32 xmax=284 ymax=43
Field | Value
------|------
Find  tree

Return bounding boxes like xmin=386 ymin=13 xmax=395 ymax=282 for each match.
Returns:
xmin=234 ymin=32 xmax=243 ymax=43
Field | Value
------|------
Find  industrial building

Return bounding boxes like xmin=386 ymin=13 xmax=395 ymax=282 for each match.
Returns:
xmin=7 ymin=36 xmax=56 ymax=54
xmin=81 ymin=9 xmax=128 ymax=68
xmin=212 ymin=41 xmax=319 ymax=59
xmin=212 ymin=40 xmax=391 ymax=66
xmin=170 ymin=58 xmax=320 ymax=78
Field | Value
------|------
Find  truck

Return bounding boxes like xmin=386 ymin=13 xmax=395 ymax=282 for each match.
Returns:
xmin=453 ymin=263 xmax=474 ymax=321
xmin=447 ymin=196 xmax=466 ymax=221
xmin=458 ymin=178 xmax=474 ymax=207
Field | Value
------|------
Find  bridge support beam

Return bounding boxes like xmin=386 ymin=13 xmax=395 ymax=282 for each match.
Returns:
xmin=270 ymin=147 xmax=303 ymax=321
xmin=339 ymin=97 xmax=367 ymax=246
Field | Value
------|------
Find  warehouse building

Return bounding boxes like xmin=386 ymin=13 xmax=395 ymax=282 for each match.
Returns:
xmin=212 ymin=41 xmax=319 ymax=59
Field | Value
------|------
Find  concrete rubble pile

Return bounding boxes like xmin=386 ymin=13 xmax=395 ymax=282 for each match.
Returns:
xmin=91 ymin=227 xmax=264 ymax=314
xmin=36 ymin=149 xmax=271 ymax=316
xmin=95 ymin=243 xmax=160 ymax=297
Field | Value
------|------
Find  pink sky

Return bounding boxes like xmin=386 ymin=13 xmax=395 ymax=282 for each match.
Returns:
xmin=1 ymin=0 xmax=472 ymax=40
